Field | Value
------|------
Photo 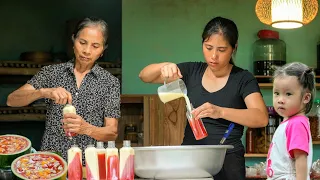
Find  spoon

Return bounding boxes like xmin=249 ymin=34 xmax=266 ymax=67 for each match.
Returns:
xmin=219 ymin=123 xmax=235 ymax=145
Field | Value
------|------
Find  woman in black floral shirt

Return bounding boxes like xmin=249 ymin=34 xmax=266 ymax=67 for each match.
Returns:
xmin=6 ymin=17 xmax=120 ymax=164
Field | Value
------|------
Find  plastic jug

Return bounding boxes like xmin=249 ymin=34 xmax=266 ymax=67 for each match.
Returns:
xmin=157 ymin=79 xmax=187 ymax=104
xmin=158 ymin=79 xmax=208 ymax=140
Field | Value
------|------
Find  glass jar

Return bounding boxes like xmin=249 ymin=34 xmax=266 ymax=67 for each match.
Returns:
xmin=255 ymin=126 xmax=269 ymax=153
xmin=308 ymin=99 xmax=320 ymax=141
xmin=124 ymin=124 xmax=138 ymax=143
xmin=255 ymin=106 xmax=279 ymax=153
xmin=253 ymin=30 xmax=286 ymax=77
xmin=246 ymin=128 xmax=256 ymax=153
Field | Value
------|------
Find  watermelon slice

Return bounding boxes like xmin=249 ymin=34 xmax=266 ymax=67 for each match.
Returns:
xmin=11 ymin=152 xmax=68 ymax=180
xmin=0 ymin=134 xmax=32 ymax=169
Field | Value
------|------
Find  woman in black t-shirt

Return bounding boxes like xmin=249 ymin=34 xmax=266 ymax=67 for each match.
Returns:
xmin=139 ymin=16 xmax=268 ymax=180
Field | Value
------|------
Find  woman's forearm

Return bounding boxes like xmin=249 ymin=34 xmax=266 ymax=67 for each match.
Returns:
xmin=139 ymin=62 xmax=169 ymax=83
xmin=85 ymin=122 xmax=118 ymax=142
xmin=7 ymin=88 xmax=44 ymax=107
xmin=221 ymin=107 xmax=269 ymax=128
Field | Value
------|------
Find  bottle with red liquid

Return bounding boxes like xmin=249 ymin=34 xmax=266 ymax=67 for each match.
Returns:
xmin=106 ymin=141 xmax=119 ymax=180
xmin=96 ymin=141 xmax=106 ymax=180
xmin=85 ymin=144 xmax=99 ymax=180
xmin=67 ymin=144 xmax=83 ymax=180
xmin=63 ymin=104 xmax=77 ymax=139
xmin=186 ymin=104 xmax=208 ymax=140
xmin=119 ymin=140 xmax=134 ymax=180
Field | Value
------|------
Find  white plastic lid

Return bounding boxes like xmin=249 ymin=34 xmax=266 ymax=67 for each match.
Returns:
xmin=123 ymin=140 xmax=131 ymax=147
xmin=108 ymin=141 xmax=116 ymax=148
xmin=96 ymin=141 xmax=104 ymax=149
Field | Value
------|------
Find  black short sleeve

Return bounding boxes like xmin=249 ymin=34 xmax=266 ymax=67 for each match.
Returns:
xmin=238 ymin=70 xmax=261 ymax=99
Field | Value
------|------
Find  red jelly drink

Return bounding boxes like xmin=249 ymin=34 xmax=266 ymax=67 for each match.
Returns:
xmin=189 ymin=117 xmax=208 ymax=140
xmin=106 ymin=141 xmax=119 ymax=180
xmin=119 ymin=140 xmax=134 ymax=180
xmin=186 ymin=105 xmax=208 ymax=140
xmin=66 ymin=131 xmax=77 ymax=137
xmin=67 ymin=144 xmax=83 ymax=180
xmin=85 ymin=144 xmax=99 ymax=180
xmin=96 ymin=142 xmax=107 ymax=180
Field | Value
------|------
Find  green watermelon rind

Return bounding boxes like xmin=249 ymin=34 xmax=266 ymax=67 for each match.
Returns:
xmin=11 ymin=152 xmax=68 ymax=180
xmin=0 ymin=134 xmax=32 ymax=169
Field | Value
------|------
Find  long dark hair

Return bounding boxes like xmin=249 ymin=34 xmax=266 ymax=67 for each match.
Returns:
xmin=202 ymin=16 xmax=238 ymax=64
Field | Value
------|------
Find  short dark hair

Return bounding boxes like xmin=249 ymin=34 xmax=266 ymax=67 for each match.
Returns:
xmin=72 ymin=17 xmax=109 ymax=48
xmin=273 ymin=62 xmax=316 ymax=114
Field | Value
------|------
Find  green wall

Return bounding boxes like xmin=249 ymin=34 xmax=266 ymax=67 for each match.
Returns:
xmin=0 ymin=0 xmax=121 ymax=62
xmin=122 ymin=0 xmax=320 ymax=97
xmin=122 ymin=0 xmax=320 ymax=165
xmin=0 ymin=0 xmax=122 ymax=107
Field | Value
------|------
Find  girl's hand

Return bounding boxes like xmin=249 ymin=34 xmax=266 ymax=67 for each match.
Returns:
xmin=192 ymin=102 xmax=224 ymax=120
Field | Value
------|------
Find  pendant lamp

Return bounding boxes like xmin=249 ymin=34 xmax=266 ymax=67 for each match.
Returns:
xmin=255 ymin=0 xmax=318 ymax=29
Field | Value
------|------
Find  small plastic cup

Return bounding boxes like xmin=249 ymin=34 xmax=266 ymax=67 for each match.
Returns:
xmin=186 ymin=104 xmax=208 ymax=140
xmin=157 ymin=79 xmax=187 ymax=104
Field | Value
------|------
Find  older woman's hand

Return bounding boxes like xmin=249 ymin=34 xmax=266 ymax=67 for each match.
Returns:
xmin=40 ymin=87 xmax=72 ymax=105
xmin=192 ymin=102 xmax=224 ymax=120
xmin=62 ymin=113 xmax=92 ymax=135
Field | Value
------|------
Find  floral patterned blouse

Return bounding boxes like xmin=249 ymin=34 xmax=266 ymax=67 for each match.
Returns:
xmin=27 ymin=60 xmax=121 ymax=164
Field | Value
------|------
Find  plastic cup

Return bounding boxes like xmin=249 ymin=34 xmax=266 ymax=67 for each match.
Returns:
xmin=157 ymin=79 xmax=187 ymax=103
xmin=186 ymin=104 xmax=208 ymax=140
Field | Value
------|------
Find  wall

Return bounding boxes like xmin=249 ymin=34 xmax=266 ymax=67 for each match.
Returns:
xmin=0 ymin=0 xmax=121 ymax=61
xmin=122 ymin=0 xmax=320 ymax=165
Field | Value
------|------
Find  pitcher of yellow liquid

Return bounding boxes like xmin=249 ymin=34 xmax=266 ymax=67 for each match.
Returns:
xmin=158 ymin=79 xmax=208 ymax=140
xmin=157 ymin=79 xmax=191 ymax=109
xmin=158 ymin=79 xmax=186 ymax=102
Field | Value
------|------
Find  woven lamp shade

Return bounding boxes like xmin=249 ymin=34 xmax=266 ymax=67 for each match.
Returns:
xmin=255 ymin=0 xmax=318 ymax=29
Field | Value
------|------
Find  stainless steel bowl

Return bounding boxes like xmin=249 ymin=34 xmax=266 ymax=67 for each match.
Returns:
xmin=133 ymin=145 xmax=234 ymax=179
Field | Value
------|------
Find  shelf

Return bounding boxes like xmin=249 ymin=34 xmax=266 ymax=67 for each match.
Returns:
xmin=0 ymin=95 xmax=147 ymax=122
xmin=0 ymin=106 xmax=46 ymax=122
xmin=244 ymin=153 xmax=267 ymax=158
xmin=245 ymin=141 xmax=320 ymax=157
xmin=121 ymin=94 xmax=144 ymax=104
xmin=0 ymin=114 xmax=46 ymax=121
xmin=0 ymin=61 xmax=121 ymax=84
xmin=256 ymin=76 xmax=320 ymax=89
xmin=259 ymin=83 xmax=320 ymax=89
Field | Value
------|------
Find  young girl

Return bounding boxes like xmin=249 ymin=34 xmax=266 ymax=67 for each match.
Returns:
xmin=267 ymin=62 xmax=315 ymax=180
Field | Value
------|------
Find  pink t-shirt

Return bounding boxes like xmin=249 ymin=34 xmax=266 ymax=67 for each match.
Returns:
xmin=266 ymin=115 xmax=313 ymax=180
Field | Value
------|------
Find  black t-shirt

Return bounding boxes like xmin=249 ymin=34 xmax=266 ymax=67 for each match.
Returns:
xmin=177 ymin=62 xmax=261 ymax=153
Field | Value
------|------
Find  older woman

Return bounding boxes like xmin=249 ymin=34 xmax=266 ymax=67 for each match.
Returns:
xmin=6 ymin=17 xmax=120 ymax=164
